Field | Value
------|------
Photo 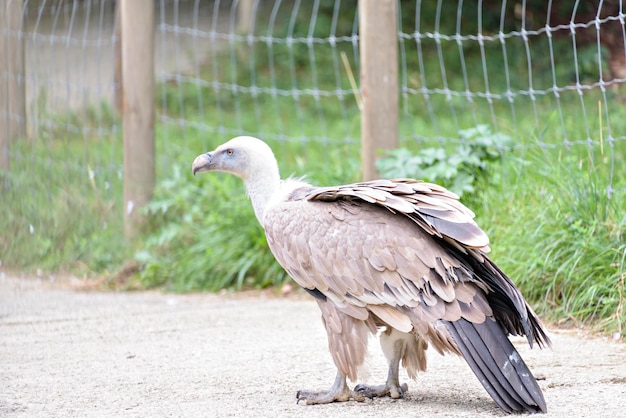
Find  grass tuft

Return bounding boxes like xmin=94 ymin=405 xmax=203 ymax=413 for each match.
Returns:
xmin=481 ymin=151 xmax=625 ymax=335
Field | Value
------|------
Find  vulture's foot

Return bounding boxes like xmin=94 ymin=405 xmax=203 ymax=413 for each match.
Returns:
xmin=296 ymin=388 xmax=368 ymax=405
xmin=296 ymin=371 xmax=369 ymax=405
xmin=354 ymin=382 xmax=408 ymax=399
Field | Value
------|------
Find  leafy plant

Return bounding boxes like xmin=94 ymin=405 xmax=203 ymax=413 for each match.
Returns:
xmin=135 ymin=165 xmax=289 ymax=292
xmin=376 ymin=125 xmax=513 ymax=196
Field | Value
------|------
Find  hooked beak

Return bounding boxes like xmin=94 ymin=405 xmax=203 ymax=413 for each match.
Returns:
xmin=192 ymin=152 xmax=213 ymax=176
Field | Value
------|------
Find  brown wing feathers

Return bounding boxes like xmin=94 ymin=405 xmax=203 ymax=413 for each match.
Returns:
xmin=306 ymin=179 xmax=549 ymax=349
xmin=308 ymin=179 xmax=489 ymax=251
xmin=300 ymin=179 xmax=549 ymax=413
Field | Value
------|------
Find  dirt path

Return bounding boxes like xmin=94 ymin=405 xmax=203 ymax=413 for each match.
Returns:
xmin=1 ymin=275 xmax=624 ymax=417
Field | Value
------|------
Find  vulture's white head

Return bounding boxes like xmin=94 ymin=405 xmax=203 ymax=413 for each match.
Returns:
xmin=192 ymin=136 xmax=278 ymax=180
xmin=192 ymin=136 xmax=283 ymax=224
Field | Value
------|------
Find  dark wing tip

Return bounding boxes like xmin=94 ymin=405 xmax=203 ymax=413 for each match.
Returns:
xmin=445 ymin=318 xmax=548 ymax=414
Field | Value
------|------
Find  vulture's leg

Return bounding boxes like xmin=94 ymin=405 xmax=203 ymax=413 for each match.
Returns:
xmin=355 ymin=328 xmax=416 ymax=399
xmin=296 ymin=300 xmax=373 ymax=405
xmin=296 ymin=370 xmax=368 ymax=405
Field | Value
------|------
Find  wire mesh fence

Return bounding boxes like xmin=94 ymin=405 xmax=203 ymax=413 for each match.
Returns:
xmin=1 ymin=0 xmax=625 ymax=253
xmin=4 ymin=0 xmax=625 ymax=190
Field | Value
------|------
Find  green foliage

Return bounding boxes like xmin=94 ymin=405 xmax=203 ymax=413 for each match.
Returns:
xmin=135 ymin=165 xmax=289 ymax=292
xmin=481 ymin=151 xmax=626 ymax=335
xmin=0 ymin=102 xmax=125 ymax=274
xmin=376 ymin=125 xmax=512 ymax=196
xmin=1 ymin=168 xmax=124 ymax=273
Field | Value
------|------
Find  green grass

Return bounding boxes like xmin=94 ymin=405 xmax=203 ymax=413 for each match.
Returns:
xmin=0 ymin=104 xmax=125 ymax=274
xmin=1 ymin=10 xmax=625 ymax=336
xmin=479 ymin=149 xmax=626 ymax=334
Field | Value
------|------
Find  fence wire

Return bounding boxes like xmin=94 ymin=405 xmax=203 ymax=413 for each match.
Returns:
xmin=3 ymin=0 xmax=626 ymax=199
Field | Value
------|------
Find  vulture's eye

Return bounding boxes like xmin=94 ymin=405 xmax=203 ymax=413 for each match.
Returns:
xmin=226 ymin=149 xmax=234 ymax=156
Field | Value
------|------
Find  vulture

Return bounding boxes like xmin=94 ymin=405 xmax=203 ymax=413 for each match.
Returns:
xmin=192 ymin=136 xmax=551 ymax=414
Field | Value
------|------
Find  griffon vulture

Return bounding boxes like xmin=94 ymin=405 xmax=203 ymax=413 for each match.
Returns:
xmin=192 ymin=136 xmax=550 ymax=413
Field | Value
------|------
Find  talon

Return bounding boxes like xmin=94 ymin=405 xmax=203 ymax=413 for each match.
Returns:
xmin=296 ymin=389 xmax=323 ymax=405
xmin=353 ymin=382 xmax=409 ymax=399
xmin=354 ymin=384 xmax=376 ymax=399
xmin=350 ymin=390 xmax=369 ymax=402
xmin=389 ymin=382 xmax=409 ymax=398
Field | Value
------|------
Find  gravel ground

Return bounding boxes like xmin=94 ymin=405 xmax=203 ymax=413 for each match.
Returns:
xmin=1 ymin=275 xmax=624 ymax=417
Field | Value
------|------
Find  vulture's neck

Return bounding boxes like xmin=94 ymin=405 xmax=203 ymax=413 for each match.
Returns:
xmin=243 ymin=163 xmax=281 ymax=225
xmin=244 ymin=166 xmax=309 ymax=227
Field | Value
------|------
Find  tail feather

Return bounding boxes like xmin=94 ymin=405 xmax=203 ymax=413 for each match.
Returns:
xmin=471 ymin=318 xmax=541 ymax=409
xmin=444 ymin=318 xmax=547 ymax=414
xmin=446 ymin=321 xmax=528 ymax=412
xmin=445 ymin=320 xmax=528 ymax=413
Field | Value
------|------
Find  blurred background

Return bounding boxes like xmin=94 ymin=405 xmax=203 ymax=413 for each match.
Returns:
xmin=1 ymin=0 xmax=624 ymax=336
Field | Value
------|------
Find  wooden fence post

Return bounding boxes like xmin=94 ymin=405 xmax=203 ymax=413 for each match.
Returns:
xmin=114 ymin=1 xmax=123 ymax=118
xmin=358 ymin=0 xmax=398 ymax=181
xmin=0 ymin=0 xmax=26 ymax=172
xmin=237 ymin=0 xmax=255 ymax=33
xmin=121 ymin=0 xmax=155 ymax=238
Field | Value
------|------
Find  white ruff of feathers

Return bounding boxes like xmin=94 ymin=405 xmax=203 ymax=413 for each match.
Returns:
xmin=240 ymin=143 xmax=309 ymax=226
